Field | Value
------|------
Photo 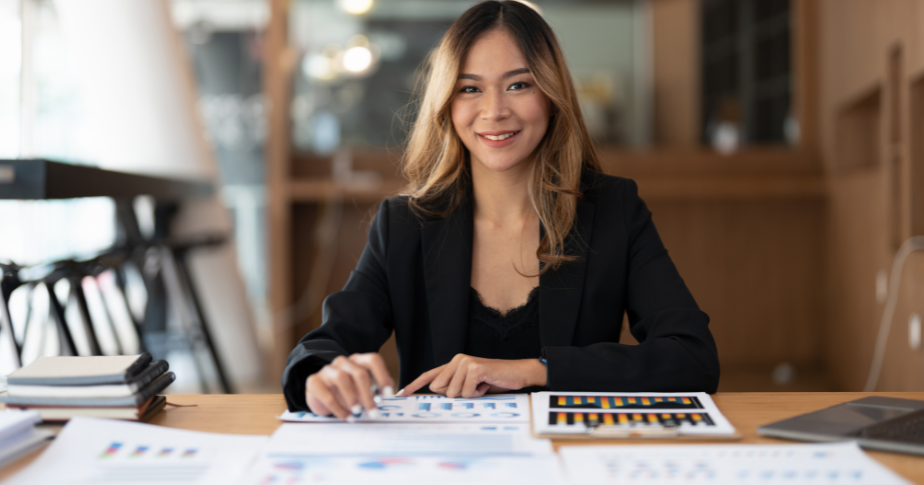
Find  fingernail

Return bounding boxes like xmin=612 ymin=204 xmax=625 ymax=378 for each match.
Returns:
xmin=368 ymin=409 xmax=380 ymax=419
xmin=374 ymin=395 xmax=383 ymax=405
xmin=346 ymin=416 xmax=356 ymax=423
xmin=351 ymin=404 xmax=362 ymax=415
xmin=383 ymin=386 xmax=395 ymax=398
xmin=395 ymin=388 xmax=405 ymax=397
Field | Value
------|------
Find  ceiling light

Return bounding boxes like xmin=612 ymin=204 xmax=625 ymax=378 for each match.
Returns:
xmin=339 ymin=0 xmax=373 ymax=15
xmin=342 ymin=46 xmax=372 ymax=73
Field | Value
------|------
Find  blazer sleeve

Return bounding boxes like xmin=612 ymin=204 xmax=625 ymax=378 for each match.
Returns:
xmin=544 ymin=179 xmax=721 ymax=393
xmin=281 ymin=199 xmax=396 ymax=411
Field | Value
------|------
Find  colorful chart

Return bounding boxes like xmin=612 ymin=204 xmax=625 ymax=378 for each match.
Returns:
xmin=548 ymin=411 xmax=715 ymax=428
xmin=532 ymin=391 xmax=738 ymax=437
xmin=280 ymin=394 xmax=530 ymax=423
xmin=246 ymin=455 xmax=562 ymax=484
xmin=549 ymin=394 xmax=703 ymax=410
xmin=95 ymin=441 xmax=204 ymax=463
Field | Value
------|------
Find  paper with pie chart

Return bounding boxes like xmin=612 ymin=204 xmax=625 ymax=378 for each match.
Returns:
xmin=280 ymin=394 xmax=530 ymax=423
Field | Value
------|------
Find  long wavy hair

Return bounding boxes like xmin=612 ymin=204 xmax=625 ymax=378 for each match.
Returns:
xmin=402 ymin=0 xmax=601 ymax=272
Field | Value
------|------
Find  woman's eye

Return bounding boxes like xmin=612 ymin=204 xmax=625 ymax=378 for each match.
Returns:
xmin=459 ymin=86 xmax=480 ymax=93
xmin=508 ymin=82 xmax=530 ymax=91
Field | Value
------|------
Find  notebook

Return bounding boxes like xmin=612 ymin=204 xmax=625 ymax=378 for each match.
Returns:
xmin=8 ymin=395 xmax=168 ymax=423
xmin=7 ymin=353 xmax=153 ymax=386
xmin=0 ymin=372 xmax=175 ymax=407
xmin=7 ymin=361 xmax=169 ymax=398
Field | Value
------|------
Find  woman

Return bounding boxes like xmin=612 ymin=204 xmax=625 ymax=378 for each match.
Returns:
xmin=282 ymin=0 xmax=719 ymax=419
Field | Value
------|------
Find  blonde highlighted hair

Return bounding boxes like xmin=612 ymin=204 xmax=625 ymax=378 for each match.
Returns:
xmin=402 ymin=0 xmax=601 ymax=272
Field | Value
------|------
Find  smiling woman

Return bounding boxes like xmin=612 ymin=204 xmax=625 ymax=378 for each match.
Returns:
xmin=282 ymin=0 xmax=720 ymax=419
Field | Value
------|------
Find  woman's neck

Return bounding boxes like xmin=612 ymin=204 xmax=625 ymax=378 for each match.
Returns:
xmin=470 ymin=158 xmax=534 ymax=224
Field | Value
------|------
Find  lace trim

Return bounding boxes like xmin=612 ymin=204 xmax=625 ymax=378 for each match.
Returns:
xmin=470 ymin=286 xmax=540 ymax=341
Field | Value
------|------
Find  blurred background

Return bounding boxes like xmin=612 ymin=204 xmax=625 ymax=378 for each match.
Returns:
xmin=0 ymin=0 xmax=921 ymax=394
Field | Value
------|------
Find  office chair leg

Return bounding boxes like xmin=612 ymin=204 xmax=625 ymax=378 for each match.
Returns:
xmin=0 ymin=288 xmax=22 ymax=368
xmin=174 ymin=249 xmax=233 ymax=394
xmin=46 ymin=283 xmax=77 ymax=357
xmin=114 ymin=266 xmax=146 ymax=352
xmin=68 ymin=278 xmax=103 ymax=356
xmin=159 ymin=248 xmax=214 ymax=394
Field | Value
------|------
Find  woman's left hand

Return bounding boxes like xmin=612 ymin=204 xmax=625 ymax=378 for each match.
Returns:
xmin=398 ymin=354 xmax=547 ymax=398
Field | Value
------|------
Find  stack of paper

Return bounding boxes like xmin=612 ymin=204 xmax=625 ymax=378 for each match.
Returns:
xmin=0 ymin=410 xmax=49 ymax=469
xmin=0 ymin=353 xmax=173 ymax=422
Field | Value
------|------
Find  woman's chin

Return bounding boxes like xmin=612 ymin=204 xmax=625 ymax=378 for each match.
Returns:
xmin=472 ymin=156 xmax=533 ymax=175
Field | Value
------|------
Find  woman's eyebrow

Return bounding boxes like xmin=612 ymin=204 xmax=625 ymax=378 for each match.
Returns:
xmin=458 ymin=67 xmax=531 ymax=81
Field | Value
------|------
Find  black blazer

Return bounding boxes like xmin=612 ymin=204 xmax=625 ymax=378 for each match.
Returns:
xmin=282 ymin=170 xmax=720 ymax=411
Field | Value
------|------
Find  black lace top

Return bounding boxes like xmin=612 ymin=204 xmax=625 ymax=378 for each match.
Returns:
xmin=464 ymin=286 xmax=541 ymax=360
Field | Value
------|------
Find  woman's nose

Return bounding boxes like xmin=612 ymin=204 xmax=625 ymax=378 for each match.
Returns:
xmin=480 ymin=89 xmax=511 ymax=121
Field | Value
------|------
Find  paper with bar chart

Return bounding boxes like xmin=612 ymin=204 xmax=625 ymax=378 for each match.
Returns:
xmin=280 ymin=393 xmax=530 ymax=423
xmin=531 ymin=391 xmax=736 ymax=436
xmin=3 ymin=416 xmax=267 ymax=485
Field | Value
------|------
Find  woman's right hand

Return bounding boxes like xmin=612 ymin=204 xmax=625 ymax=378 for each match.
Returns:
xmin=305 ymin=353 xmax=395 ymax=421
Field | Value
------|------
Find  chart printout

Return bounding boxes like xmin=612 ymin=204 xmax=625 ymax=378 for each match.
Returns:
xmin=531 ymin=391 xmax=736 ymax=436
xmin=240 ymin=454 xmax=564 ymax=485
xmin=558 ymin=442 xmax=910 ymax=485
xmin=264 ymin=422 xmax=553 ymax=456
xmin=3 ymin=417 xmax=268 ymax=485
xmin=243 ymin=421 xmax=560 ymax=484
xmin=280 ymin=393 xmax=530 ymax=423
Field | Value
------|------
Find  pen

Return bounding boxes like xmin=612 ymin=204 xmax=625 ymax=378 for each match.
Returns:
xmin=348 ymin=378 xmax=394 ymax=422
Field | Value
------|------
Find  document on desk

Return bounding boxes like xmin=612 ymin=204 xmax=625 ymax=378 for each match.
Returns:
xmin=240 ymin=422 xmax=561 ymax=484
xmin=264 ymin=422 xmax=552 ymax=455
xmin=3 ymin=416 xmax=268 ymax=485
xmin=558 ymin=441 xmax=910 ymax=484
xmin=240 ymin=454 xmax=564 ymax=485
xmin=531 ymin=391 xmax=737 ymax=437
xmin=280 ymin=393 xmax=530 ymax=423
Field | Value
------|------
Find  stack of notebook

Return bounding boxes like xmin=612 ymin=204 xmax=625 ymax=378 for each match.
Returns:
xmin=0 ymin=353 xmax=174 ymax=423
xmin=0 ymin=410 xmax=48 ymax=468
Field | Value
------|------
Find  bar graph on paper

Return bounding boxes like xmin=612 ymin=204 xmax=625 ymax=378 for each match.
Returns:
xmin=280 ymin=394 xmax=530 ymax=423
xmin=531 ymin=392 xmax=738 ymax=436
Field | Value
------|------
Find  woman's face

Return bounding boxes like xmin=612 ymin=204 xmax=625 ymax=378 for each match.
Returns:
xmin=451 ymin=29 xmax=551 ymax=175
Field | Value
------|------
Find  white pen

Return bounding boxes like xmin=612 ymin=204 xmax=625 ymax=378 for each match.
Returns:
xmin=352 ymin=379 xmax=394 ymax=421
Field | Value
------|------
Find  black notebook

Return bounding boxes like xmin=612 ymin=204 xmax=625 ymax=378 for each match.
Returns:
xmin=6 ymin=353 xmax=153 ymax=386
xmin=0 ymin=372 xmax=176 ymax=407
xmin=7 ymin=360 xmax=170 ymax=398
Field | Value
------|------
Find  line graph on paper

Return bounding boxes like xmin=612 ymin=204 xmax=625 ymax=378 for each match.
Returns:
xmin=279 ymin=394 xmax=530 ymax=423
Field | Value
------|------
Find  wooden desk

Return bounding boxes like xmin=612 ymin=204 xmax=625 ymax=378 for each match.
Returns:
xmin=3 ymin=392 xmax=924 ymax=483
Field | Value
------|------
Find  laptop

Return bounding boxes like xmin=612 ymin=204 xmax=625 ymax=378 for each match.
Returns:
xmin=758 ymin=396 xmax=924 ymax=456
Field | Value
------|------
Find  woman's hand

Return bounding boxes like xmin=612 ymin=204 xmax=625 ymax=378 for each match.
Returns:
xmin=398 ymin=354 xmax=547 ymax=398
xmin=305 ymin=353 xmax=394 ymax=420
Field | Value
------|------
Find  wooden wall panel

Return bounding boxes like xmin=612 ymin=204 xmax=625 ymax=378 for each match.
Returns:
xmin=647 ymin=198 xmax=825 ymax=368
xmin=820 ymin=0 xmax=924 ymax=391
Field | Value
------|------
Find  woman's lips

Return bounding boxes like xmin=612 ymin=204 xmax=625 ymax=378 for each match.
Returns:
xmin=477 ymin=130 xmax=520 ymax=148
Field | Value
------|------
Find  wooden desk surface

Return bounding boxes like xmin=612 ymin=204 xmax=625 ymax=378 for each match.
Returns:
xmin=3 ymin=392 xmax=924 ymax=483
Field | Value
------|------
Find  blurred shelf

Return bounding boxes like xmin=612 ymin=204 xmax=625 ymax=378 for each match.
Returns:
xmin=0 ymin=159 xmax=213 ymax=200
xmin=636 ymin=175 xmax=826 ymax=200
xmin=286 ymin=178 xmax=406 ymax=203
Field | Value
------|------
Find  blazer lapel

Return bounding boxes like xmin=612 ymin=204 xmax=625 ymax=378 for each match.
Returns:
xmin=422 ymin=197 xmax=473 ymax=365
xmin=540 ymin=197 xmax=595 ymax=347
